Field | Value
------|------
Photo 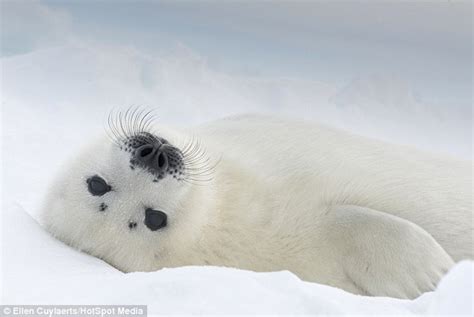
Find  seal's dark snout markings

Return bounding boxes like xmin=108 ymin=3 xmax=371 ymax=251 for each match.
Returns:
xmin=122 ymin=132 xmax=185 ymax=181
xmin=106 ymin=107 xmax=217 ymax=185
xmin=134 ymin=142 xmax=169 ymax=174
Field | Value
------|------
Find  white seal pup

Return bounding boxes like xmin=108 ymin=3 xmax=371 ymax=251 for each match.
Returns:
xmin=41 ymin=109 xmax=472 ymax=299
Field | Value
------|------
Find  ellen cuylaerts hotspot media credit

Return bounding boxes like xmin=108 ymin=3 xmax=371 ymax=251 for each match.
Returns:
xmin=0 ymin=305 xmax=147 ymax=317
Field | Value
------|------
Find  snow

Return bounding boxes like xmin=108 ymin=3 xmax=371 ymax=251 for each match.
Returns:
xmin=1 ymin=1 xmax=472 ymax=315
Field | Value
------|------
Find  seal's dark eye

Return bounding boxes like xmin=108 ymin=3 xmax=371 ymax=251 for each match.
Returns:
xmin=86 ymin=175 xmax=111 ymax=196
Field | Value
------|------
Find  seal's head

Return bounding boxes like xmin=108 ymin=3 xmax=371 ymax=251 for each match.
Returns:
xmin=40 ymin=109 xmax=215 ymax=272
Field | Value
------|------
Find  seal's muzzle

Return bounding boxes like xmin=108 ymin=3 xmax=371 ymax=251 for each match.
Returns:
xmin=135 ymin=142 xmax=169 ymax=174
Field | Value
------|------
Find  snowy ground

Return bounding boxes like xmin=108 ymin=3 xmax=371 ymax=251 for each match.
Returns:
xmin=1 ymin=1 xmax=472 ymax=315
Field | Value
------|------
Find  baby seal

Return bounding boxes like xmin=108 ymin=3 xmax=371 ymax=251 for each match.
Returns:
xmin=41 ymin=109 xmax=472 ymax=299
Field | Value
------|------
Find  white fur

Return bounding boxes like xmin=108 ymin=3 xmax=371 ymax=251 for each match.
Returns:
xmin=41 ymin=114 xmax=472 ymax=299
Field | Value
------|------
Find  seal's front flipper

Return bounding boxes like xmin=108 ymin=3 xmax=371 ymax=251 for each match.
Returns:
xmin=319 ymin=205 xmax=454 ymax=299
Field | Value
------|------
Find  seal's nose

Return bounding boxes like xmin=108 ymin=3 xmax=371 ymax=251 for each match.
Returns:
xmin=144 ymin=208 xmax=167 ymax=231
xmin=135 ymin=143 xmax=169 ymax=173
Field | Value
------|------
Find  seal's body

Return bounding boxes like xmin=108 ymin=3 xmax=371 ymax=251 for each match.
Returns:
xmin=41 ymin=113 xmax=472 ymax=299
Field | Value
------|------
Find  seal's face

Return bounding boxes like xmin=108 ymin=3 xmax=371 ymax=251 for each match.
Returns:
xmin=41 ymin=132 xmax=193 ymax=271
xmin=41 ymin=111 xmax=214 ymax=272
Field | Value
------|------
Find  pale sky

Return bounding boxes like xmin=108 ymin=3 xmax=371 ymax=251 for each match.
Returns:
xmin=1 ymin=0 xmax=472 ymax=104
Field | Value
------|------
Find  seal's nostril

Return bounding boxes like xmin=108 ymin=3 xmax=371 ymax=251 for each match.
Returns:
xmin=128 ymin=222 xmax=138 ymax=230
xmin=138 ymin=145 xmax=154 ymax=158
xmin=157 ymin=152 xmax=167 ymax=169
xmin=140 ymin=148 xmax=152 ymax=157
